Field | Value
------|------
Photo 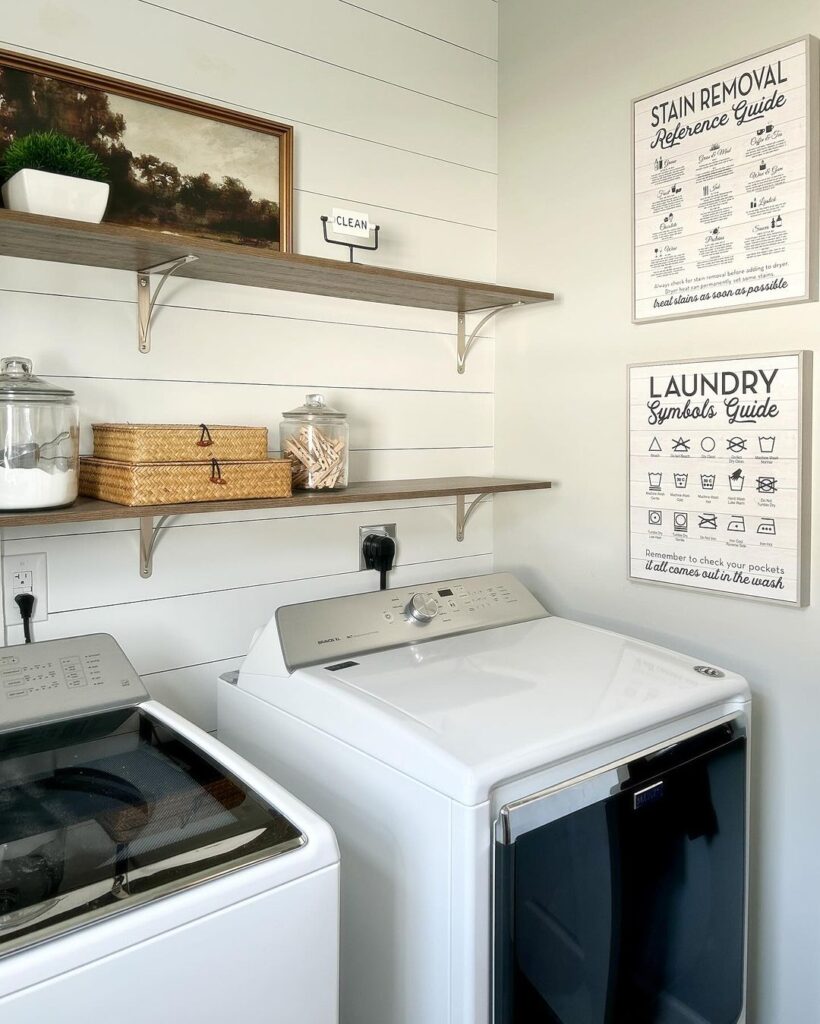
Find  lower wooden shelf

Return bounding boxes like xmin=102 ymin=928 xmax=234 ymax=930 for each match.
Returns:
xmin=0 ymin=476 xmax=552 ymax=578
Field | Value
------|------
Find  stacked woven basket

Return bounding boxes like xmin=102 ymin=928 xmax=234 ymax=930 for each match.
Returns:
xmin=79 ymin=424 xmax=292 ymax=506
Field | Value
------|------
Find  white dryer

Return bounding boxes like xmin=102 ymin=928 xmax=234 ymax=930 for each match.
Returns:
xmin=0 ymin=633 xmax=339 ymax=1024
xmin=218 ymin=572 xmax=750 ymax=1024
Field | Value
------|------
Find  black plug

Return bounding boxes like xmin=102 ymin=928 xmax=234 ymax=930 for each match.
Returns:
xmin=362 ymin=534 xmax=396 ymax=591
xmin=14 ymin=592 xmax=35 ymax=644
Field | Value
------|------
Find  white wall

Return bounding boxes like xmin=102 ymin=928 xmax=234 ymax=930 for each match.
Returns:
xmin=495 ymin=2 xmax=819 ymax=1020
xmin=0 ymin=0 xmax=499 ymax=729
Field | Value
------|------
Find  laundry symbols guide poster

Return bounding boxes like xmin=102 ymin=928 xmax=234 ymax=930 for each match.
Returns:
xmin=628 ymin=353 xmax=811 ymax=605
xmin=633 ymin=37 xmax=817 ymax=323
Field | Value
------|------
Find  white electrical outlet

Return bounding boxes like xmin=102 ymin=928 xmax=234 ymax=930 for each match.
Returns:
xmin=359 ymin=523 xmax=398 ymax=570
xmin=3 ymin=552 xmax=48 ymax=625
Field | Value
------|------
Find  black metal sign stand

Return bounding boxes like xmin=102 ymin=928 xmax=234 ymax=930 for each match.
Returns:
xmin=320 ymin=216 xmax=380 ymax=263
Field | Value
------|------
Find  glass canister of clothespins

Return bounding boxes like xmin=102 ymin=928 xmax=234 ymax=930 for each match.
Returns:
xmin=279 ymin=394 xmax=349 ymax=490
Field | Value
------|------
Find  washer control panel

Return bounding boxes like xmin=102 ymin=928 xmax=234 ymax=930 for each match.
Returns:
xmin=0 ymin=633 xmax=147 ymax=731
xmin=277 ymin=572 xmax=548 ymax=671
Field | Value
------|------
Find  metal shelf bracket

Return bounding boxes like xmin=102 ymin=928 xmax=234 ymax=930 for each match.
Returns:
xmin=457 ymin=301 xmax=524 ymax=374
xmin=137 ymin=255 xmax=198 ymax=353
xmin=456 ymin=492 xmax=491 ymax=542
xmin=139 ymin=515 xmax=169 ymax=578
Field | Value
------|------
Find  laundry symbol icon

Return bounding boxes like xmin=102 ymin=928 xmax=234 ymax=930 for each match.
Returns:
xmin=674 ymin=512 xmax=688 ymax=533
xmin=727 ymin=516 xmax=746 ymax=533
xmin=648 ymin=472 xmax=662 ymax=491
xmin=699 ymin=513 xmax=718 ymax=529
xmin=757 ymin=518 xmax=776 ymax=536
xmin=728 ymin=469 xmax=745 ymax=492
xmin=673 ymin=473 xmax=688 ymax=489
xmin=758 ymin=436 xmax=776 ymax=454
xmin=727 ymin=437 xmax=748 ymax=453
xmin=648 ymin=510 xmax=662 ymax=527
xmin=700 ymin=473 xmax=716 ymax=490
xmin=756 ymin=476 xmax=777 ymax=493
xmin=700 ymin=436 xmax=716 ymax=453
xmin=649 ymin=436 xmax=662 ymax=452
xmin=672 ymin=437 xmax=690 ymax=452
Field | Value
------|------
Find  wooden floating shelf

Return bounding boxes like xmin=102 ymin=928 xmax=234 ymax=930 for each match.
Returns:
xmin=0 ymin=478 xmax=552 ymax=577
xmin=0 ymin=477 xmax=551 ymax=530
xmin=0 ymin=209 xmax=554 ymax=313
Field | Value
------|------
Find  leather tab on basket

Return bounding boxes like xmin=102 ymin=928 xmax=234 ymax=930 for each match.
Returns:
xmin=209 ymin=458 xmax=226 ymax=484
xmin=196 ymin=423 xmax=214 ymax=448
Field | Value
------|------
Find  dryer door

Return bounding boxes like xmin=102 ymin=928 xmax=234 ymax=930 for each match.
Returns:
xmin=494 ymin=718 xmax=747 ymax=1024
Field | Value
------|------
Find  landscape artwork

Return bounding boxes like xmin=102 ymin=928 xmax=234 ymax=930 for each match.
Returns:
xmin=0 ymin=51 xmax=292 ymax=250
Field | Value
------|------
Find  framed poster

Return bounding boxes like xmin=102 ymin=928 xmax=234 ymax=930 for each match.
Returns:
xmin=633 ymin=37 xmax=818 ymax=323
xmin=0 ymin=49 xmax=293 ymax=251
xmin=628 ymin=352 xmax=812 ymax=606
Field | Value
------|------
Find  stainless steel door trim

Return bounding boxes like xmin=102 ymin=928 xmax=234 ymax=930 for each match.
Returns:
xmin=494 ymin=711 xmax=747 ymax=845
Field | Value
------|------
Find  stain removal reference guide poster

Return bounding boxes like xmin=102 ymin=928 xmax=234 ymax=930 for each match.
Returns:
xmin=629 ymin=353 xmax=810 ymax=605
xmin=633 ymin=38 xmax=817 ymax=322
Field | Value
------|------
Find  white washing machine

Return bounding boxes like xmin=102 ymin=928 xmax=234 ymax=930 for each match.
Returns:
xmin=218 ymin=572 xmax=750 ymax=1024
xmin=0 ymin=633 xmax=339 ymax=1024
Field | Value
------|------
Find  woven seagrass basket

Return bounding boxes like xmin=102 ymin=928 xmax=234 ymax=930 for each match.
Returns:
xmin=91 ymin=423 xmax=268 ymax=464
xmin=80 ymin=457 xmax=291 ymax=506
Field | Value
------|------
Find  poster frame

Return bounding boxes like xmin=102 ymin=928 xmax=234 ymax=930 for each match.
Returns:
xmin=626 ymin=350 xmax=812 ymax=606
xmin=631 ymin=36 xmax=819 ymax=324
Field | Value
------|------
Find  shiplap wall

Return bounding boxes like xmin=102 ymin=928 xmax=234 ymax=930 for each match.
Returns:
xmin=0 ymin=0 xmax=499 ymax=729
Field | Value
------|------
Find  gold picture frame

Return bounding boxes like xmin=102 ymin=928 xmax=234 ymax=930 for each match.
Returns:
xmin=0 ymin=48 xmax=293 ymax=252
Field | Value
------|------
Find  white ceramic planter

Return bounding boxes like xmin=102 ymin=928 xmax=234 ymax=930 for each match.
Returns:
xmin=1 ymin=168 xmax=109 ymax=223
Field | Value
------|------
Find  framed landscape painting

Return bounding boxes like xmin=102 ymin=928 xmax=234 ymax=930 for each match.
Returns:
xmin=0 ymin=49 xmax=293 ymax=251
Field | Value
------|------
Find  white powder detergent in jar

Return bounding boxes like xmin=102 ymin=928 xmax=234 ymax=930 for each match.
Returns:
xmin=0 ymin=357 xmax=79 ymax=509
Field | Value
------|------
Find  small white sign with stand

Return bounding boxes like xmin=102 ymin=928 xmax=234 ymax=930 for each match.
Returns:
xmin=329 ymin=208 xmax=370 ymax=238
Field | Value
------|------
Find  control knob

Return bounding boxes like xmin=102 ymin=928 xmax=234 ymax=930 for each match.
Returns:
xmin=404 ymin=593 xmax=439 ymax=624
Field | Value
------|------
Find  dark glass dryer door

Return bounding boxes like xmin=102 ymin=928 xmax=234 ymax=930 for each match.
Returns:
xmin=494 ymin=720 xmax=747 ymax=1024
xmin=0 ymin=706 xmax=304 ymax=956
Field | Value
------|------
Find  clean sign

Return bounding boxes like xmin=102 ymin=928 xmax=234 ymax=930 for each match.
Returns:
xmin=329 ymin=208 xmax=370 ymax=238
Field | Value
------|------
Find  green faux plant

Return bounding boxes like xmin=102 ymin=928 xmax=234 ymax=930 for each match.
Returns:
xmin=0 ymin=131 xmax=108 ymax=184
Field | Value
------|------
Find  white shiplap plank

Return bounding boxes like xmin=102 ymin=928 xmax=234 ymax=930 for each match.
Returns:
xmin=3 ymin=500 xmax=493 ymax=610
xmin=345 ymin=0 xmax=498 ymax=60
xmin=2 ymin=2 xmax=496 ymax=169
xmin=347 ymin=445 xmax=493 ymax=480
xmin=0 ymin=291 xmax=494 ymax=394
xmin=294 ymin=190 xmax=495 ymax=281
xmin=50 ymin=378 xmax=493 ymax=453
xmin=295 ymin=121 xmax=496 ymax=230
xmin=141 ymin=0 xmax=496 ymax=116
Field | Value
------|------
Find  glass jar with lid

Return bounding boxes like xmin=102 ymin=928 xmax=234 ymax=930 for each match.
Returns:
xmin=279 ymin=394 xmax=349 ymax=490
xmin=0 ymin=357 xmax=80 ymax=510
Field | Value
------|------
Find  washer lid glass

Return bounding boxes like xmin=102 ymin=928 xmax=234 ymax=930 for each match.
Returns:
xmin=0 ymin=706 xmax=304 ymax=957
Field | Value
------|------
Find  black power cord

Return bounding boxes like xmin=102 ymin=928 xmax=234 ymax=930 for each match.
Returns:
xmin=362 ymin=534 xmax=396 ymax=591
xmin=14 ymin=593 xmax=35 ymax=643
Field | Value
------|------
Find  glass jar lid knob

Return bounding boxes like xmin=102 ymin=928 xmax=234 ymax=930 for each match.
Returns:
xmin=1 ymin=357 xmax=33 ymax=378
